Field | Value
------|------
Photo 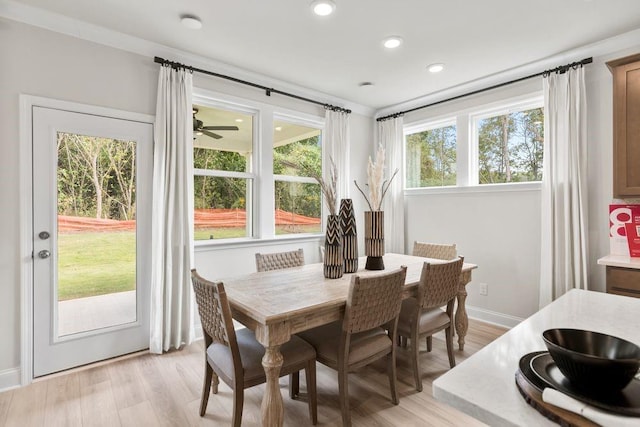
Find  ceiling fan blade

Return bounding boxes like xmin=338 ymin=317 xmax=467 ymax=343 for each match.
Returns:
xmin=201 ymin=129 xmax=223 ymax=139
xmin=202 ymin=125 xmax=239 ymax=131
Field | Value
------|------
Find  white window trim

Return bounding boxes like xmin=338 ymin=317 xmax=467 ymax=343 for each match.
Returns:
xmin=192 ymin=88 xmax=326 ymax=247
xmin=403 ymin=117 xmax=458 ymax=190
xmin=403 ymin=92 xmax=544 ymax=192
xmin=469 ymin=96 xmax=543 ymax=186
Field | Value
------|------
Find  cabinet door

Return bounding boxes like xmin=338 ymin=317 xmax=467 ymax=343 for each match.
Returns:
xmin=608 ymin=54 xmax=640 ymax=197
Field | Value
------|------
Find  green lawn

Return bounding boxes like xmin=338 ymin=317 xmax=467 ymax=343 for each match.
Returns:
xmin=59 ymin=225 xmax=323 ymax=301
xmin=194 ymin=224 xmax=321 ymax=241
xmin=58 ymin=231 xmax=136 ymax=301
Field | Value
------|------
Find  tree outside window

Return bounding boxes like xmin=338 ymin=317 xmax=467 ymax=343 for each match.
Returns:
xmin=405 ymin=123 xmax=457 ymax=188
xmin=476 ymin=107 xmax=544 ymax=184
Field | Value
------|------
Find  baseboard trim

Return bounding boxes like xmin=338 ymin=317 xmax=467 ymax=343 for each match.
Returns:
xmin=0 ymin=367 xmax=21 ymax=392
xmin=466 ymin=305 xmax=523 ymax=329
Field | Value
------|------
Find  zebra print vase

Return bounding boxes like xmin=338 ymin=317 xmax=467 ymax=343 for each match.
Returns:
xmin=339 ymin=199 xmax=358 ymax=273
xmin=364 ymin=210 xmax=385 ymax=270
xmin=324 ymin=214 xmax=344 ymax=279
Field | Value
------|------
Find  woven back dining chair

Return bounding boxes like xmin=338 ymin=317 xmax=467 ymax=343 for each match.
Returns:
xmin=255 ymin=248 xmax=305 ymax=272
xmin=412 ymin=241 xmax=457 ymax=260
xmin=396 ymin=257 xmax=463 ymax=392
xmin=297 ymin=266 xmax=407 ymax=427
xmin=191 ymin=269 xmax=318 ymax=426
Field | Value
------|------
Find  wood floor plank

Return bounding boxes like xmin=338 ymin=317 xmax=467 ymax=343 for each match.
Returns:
xmin=79 ymin=370 xmax=120 ymax=427
xmin=107 ymin=358 xmax=147 ymax=410
xmin=118 ymin=401 xmax=161 ymax=427
xmin=43 ymin=372 xmax=82 ymax=426
xmin=1 ymin=319 xmax=506 ymax=426
xmin=3 ymin=380 xmax=47 ymax=427
xmin=136 ymin=354 xmax=191 ymax=427
xmin=0 ymin=389 xmax=13 ymax=426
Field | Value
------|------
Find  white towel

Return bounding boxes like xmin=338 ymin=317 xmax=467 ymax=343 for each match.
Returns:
xmin=542 ymin=388 xmax=640 ymax=427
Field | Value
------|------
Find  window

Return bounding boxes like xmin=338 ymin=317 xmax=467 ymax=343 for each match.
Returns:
xmin=405 ymin=121 xmax=456 ymax=188
xmin=192 ymin=104 xmax=255 ymax=240
xmin=273 ymin=119 xmax=322 ymax=235
xmin=474 ymin=105 xmax=544 ymax=184
xmin=404 ymin=95 xmax=543 ymax=190
xmin=191 ymin=93 xmax=326 ymax=243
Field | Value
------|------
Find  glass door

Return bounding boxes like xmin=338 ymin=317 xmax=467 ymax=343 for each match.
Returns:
xmin=32 ymin=106 xmax=152 ymax=377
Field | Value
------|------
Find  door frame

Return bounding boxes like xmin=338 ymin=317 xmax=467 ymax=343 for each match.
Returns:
xmin=19 ymin=95 xmax=154 ymax=385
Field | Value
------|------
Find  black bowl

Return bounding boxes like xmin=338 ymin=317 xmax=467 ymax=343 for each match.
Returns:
xmin=542 ymin=328 xmax=640 ymax=392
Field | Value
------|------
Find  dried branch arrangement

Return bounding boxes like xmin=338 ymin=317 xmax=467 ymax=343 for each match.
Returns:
xmin=281 ymin=158 xmax=338 ymax=215
xmin=354 ymin=144 xmax=399 ymax=211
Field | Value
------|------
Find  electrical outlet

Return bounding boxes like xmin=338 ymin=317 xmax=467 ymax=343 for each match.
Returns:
xmin=479 ymin=283 xmax=488 ymax=296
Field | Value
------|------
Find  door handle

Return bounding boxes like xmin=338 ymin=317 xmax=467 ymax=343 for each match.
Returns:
xmin=39 ymin=231 xmax=50 ymax=240
xmin=38 ymin=250 xmax=51 ymax=259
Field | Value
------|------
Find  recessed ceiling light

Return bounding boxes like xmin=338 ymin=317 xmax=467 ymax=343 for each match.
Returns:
xmin=181 ymin=15 xmax=202 ymax=30
xmin=235 ymin=118 xmax=243 ymax=123
xmin=311 ymin=0 xmax=336 ymax=16
xmin=195 ymin=131 xmax=203 ymax=136
xmin=428 ymin=63 xmax=445 ymax=73
xmin=383 ymin=36 xmax=403 ymax=49
xmin=275 ymin=126 xmax=283 ymax=131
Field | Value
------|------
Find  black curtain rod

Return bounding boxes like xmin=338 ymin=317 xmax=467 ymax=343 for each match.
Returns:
xmin=376 ymin=57 xmax=593 ymax=122
xmin=154 ymin=56 xmax=351 ymax=114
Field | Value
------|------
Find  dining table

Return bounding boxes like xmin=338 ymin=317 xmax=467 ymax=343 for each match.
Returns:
xmin=432 ymin=289 xmax=640 ymax=426
xmin=220 ymin=252 xmax=477 ymax=426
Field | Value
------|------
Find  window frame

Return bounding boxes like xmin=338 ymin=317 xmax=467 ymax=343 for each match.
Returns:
xmin=272 ymin=112 xmax=325 ymax=236
xmin=403 ymin=93 xmax=544 ymax=194
xmin=403 ymin=117 xmax=458 ymax=189
xmin=192 ymin=89 xmax=326 ymax=247
xmin=469 ymin=96 xmax=544 ymax=186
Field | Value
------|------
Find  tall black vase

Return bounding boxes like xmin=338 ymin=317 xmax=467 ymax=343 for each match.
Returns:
xmin=364 ymin=210 xmax=385 ymax=270
xmin=324 ymin=214 xmax=344 ymax=279
xmin=339 ymin=199 xmax=358 ymax=273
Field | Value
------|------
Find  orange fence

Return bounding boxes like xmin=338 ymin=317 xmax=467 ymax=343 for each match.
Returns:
xmin=58 ymin=209 xmax=320 ymax=232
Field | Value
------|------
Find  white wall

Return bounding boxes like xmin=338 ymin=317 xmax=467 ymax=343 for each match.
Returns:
xmin=398 ymin=41 xmax=640 ymax=325
xmin=0 ymin=18 xmax=372 ymax=385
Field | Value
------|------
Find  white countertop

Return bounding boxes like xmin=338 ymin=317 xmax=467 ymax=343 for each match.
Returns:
xmin=432 ymin=289 xmax=640 ymax=426
xmin=597 ymin=254 xmax=640 ymax=269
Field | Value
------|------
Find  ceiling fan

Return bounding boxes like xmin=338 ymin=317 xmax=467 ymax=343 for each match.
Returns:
xmin=192 ymin=107 xmax=239 ymax=139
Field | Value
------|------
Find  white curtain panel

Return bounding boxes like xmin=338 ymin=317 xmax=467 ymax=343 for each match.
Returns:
xmin=539 ymin=66 xmax=588 ymax=308
xmin=150 ymin=65 xmax=195 ymax=353
xmin=378 ymin=116 xmax=405 ymax=254
xmin=325 ymin=109 xmax=351 ymax=200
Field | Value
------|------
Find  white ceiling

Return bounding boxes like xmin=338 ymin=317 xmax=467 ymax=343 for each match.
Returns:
xmin=10 ymin=0 xmax=640 ymax=109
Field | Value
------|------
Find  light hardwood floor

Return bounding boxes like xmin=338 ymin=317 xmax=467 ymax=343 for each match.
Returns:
xmin=0 ymin=320 xmax=506 ymax=427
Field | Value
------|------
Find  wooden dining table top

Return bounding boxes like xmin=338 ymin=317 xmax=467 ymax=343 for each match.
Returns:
xmin=219 ymin=253 xmax=477 ymax=328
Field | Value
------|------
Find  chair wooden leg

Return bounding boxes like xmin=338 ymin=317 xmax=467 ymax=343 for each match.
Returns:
xmin=445 ymin=325 xmax=456 ymax=368
xmin=200 ymin=363 xmax=213 ymax=416
xmin=306 ymin=361 xmax=318 ymax=425
xmin=412 ymin=331 xmax=423 ymax=392
xmin=426 ymin=336 xmax=432 ymax=352
xmin=388 ymin=348 xmax=399 ymax=405
xmin=212 ymin=371 xmax=219 ymax=394
xmin=289 ymin=372 xmax=300 ymax=399
xmin=338 ymin=368 xmax=351 ymax=427
xmin=232 ymin=388 xmax=244 ymax=427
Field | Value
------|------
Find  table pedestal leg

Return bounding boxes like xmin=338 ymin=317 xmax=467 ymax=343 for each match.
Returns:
xmin=455 ymin=284 xmax=469 ymax=351
xmin=261 ymin=345 xmax=284 ymax=427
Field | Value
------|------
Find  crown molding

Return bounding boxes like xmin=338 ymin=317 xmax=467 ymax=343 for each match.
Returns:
xmin=0 ymin=0 xmax=374 ymax=117
xmin=375 ymin=27 xmax=640 ymax=119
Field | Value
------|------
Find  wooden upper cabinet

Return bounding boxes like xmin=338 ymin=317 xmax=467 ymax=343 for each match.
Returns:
xmin=607 ymin=54 xmax=640 ymax=197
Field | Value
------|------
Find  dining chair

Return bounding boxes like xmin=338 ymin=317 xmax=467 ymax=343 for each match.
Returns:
xmin=412 ymin=241 xmax=457 ymax=260
xmin=409 ymin=241 xmax=458 ymax=350
xmin=190 ymin=269 xmax=318 ymax=426
xmin=255 ymin=248 xmax=305 ymax=272
xmin=396 ymin=257 xmax=464 ymax=392
xmin=297 ymin=266 xmax=407 ymax=427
